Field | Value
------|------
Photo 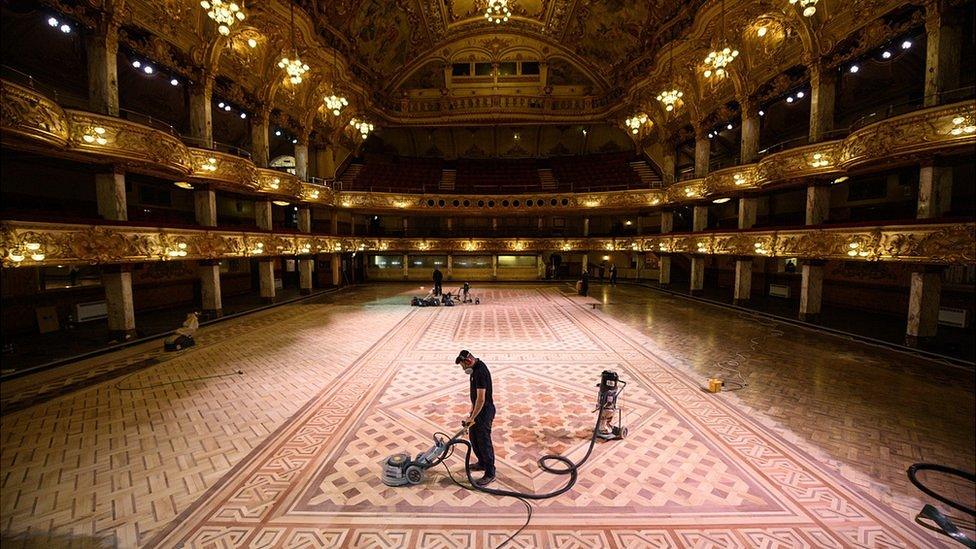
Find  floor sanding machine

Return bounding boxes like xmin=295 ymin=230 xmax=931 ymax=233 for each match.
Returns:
xmin=381 ymin=370 xmax=627 ymax=489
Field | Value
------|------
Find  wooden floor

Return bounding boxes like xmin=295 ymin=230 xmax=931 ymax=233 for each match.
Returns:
xmin=1 ymin=284 xmax=972 ymax=548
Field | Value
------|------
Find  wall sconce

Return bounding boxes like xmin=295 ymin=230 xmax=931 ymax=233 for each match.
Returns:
xmin=809 ymin=152 xmax=830 ymax=168
xmin=202 ymin=157 xmax=218 ymax=172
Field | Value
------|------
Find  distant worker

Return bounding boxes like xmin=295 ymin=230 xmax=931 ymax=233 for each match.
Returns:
xmin=433 ymin=266 xmax=443 ymax=296
xmin=609 ymin=264 xmax=618 ymax=286
xmin=579 ymin=270 xmax=589 ymax=297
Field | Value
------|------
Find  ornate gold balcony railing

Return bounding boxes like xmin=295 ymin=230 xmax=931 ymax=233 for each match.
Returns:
xmin=3 ymin=78 xmax=974 ymax=214
xmin=2 ymin=220 xmax=972 ymax=268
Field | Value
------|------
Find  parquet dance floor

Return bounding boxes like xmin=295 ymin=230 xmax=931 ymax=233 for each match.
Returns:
xmin=1 ymin=285 xmax=968 ymax=547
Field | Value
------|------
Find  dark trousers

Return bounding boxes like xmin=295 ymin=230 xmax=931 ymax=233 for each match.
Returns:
xmin=470 ymin=411 xmax=495 ymax=476
xmin=433 ymin=281 xmax=442 ymax=295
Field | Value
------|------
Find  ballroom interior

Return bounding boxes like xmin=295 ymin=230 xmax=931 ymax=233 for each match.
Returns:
xmin=1 ymin=0 xmax=975 ymax=547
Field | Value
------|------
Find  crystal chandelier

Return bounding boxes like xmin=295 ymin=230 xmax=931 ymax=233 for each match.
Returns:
xmin=324 ymin=94 xmax=349 ymax=116
xmin=789 ymin=0 xmax=818 ymax=17
xmin=484 ymin=0 xmax=511 ymax=24
xmin=624 ymin=114 xmax=648 ymax=135
xmin=200 ymin=0 xmax=245 ymax=36
xmin=278 ymin=1 xmax=309 ymax=84
xmin=350 ymin=118 xmax=374 ymax=139
xmin=657 ymin=44 xmax=683 ymax=112
xmin=703 ymin=0 xmax=738 ymax=79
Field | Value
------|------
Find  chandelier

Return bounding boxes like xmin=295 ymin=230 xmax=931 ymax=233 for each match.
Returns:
xmin=484 ymin=0 xmax=511 ymax=24
xmin=350 ymin=118 xmax=374 ymax=139
xmin=324 ymin=95 xmax=349 ymax=116
xmin=278 ymin=1 xmax=309 ymax=84
xmin=657 ymin=44 xmax=683 ymax=112
xmin=702 ymin=0 xmax=738 ymax=79
xmin=200 ymin=0 xmax=246 ymax=36
xmin=789 ymin=0 xmax=818 ymax=17
xmin=624 ymin=113 xmax=648 ymax=135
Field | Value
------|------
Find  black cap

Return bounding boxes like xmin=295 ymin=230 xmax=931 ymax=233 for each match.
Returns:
xmin=455 ymin=350 xmax=472 ymax=364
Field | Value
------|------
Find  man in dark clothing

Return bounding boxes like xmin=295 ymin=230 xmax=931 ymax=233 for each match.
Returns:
xmin=579 ymin=270 xmax=589 ymax=297
xmin=432 ymin=267 xmax=443 ymax=296
xmin=609 ymin=264 xmax=618 ymax=286
xmin=456 ymin=349 xmax=495 ymax=487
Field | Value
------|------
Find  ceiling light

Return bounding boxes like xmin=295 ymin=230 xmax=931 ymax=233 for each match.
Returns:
xmin=224 ymin=105 xmax=231 ymax=111
xmin=143 ymin=65 xmax=154 ymax=74
xmin=786 ymin=96 xmax=794 ymax=103
xmin=60 ymin=24 xmax=71 ymax=33
xmin=882 ymin=51 xmax=892 ymax=59
xmin=132 ymin=61 xmax=141 ymax=68
xmin=726 ymin=123 xmax=733 ymax=130
xmin=832 ymin=176 xmax=849 ymax=184
xmin=47 ymin=17 xmax=59 ymax=27
xmin=484 ymin=0 xmax=511 ymax=24
xmin=272 ymin=200 xmax=290 ymax=206
xmin=708 ymin=132 xmax=714 ymax=139
xmin=703 ymin=46 xmax=738 ymax=79
xmin=247 ymin=38 xmax=257 ymax=48
xmin=292 ymin=138 xmax=298 ymax=144
xmin=218 ymin=102 xmax=225 ymax=108
xmin=657 ymin=89 xmax=684 ymax=112
xmin=324 ymin=94 xmax=349 ymax=116
xmin=279 ymin=1 xmax=309 ymax=84
xmin=901 ymin=40 xmax=912 ymax=49
xmin=275 ymin=130 xmax=282 ymax=136
xmin=240 ymin=112 xmax=247 ymax=119
xmin=759 ymin=110 xmax=765 ymax=116
xmin=200 ymin=0 xmax=246 ymax=36
xmin=796 ymin=91 xmax=804 ymax=98
xmin=350 ymin=118 xmax=374 ymax=139
xmin=174 ymin=181 xmax=194 ymax=189
xmin=849 ymin=65 xmax=859 ymax=73
xmin=170 ymin=78 xmax=179 ymax=86
xmin=789 ymin=0 xmax=818 ymax=17
xmin=625 ymin=113 xmax=649 ymax=135
xmin=757 ymin=26 xmax=767 ymax=37
xmin=712 ymin=197 xmax=731 ymax=204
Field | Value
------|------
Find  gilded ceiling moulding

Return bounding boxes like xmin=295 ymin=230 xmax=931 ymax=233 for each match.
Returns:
xmin=2 ymin=221 xmax=973 ymax=268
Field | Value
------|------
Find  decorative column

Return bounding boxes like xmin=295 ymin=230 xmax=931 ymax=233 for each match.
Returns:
xmin=86 ymin=12 xmax=120 ymax=116
xmin=583 ymin=217 xmax=590 ymax=237
xmin=315 ymin=145 xmax=336 ymax=179
xmin=491 ymin=254 xmax=498 ymax=280
xmin=331 ymin=253 xmax=341 ymax=286
xmin=917 ymin=160 xmax=953 ymax=219
xmin=255 ymin=200 xmax=273 ymax=231
xmin=658 ymin=210 xmax=673 ymax=285
xmin=924 ymin=1 xmax=962 ymax=107
xmin=101 ymin=265 xmax=136 ymax=340
xmin=799 ymin=260 xmax=825 ymax=322
xmin=331 ymin=210 xmax=339 ymax=235
xmin=188 ymin=72 xmax=214 ymax=148
xmin=733 ymin=197 xmax=758 ymax=305
xmin=403 ymin=217 xmax=409 ymax=236
xmin=739 ymin=98 xmax=760 ymax=164
xmin=694 ymin=125 xmax=710 ymax=178
xmin=906 ymin=267 xmax=943 ymax=346
xmin=402 ymin=253 xmax=409 ymax=279
xmin=250 ymin=105 xmax=271 ymax=168
xmin=581 ymin=253 xmax=589 ymax=277
xmin=255 ymin=199 xmax=275 ymax=300
xmin=805 ymin=183 xmax=830 ymax=225
xmin=809 ymin=62 xmax=837 ymax=142
xmin=661 ymin=142 xmax=677 ymax=185
xmin=95 ymin=168 xmax=127 ymax=221
xmin=194 ymin=187 xmax=222 ymax=316
xmin=294 ymin=131 xmax=310 ymax=181
xmin=298 ymin=206 xmax=313 ymax=294
xmin=447 ymin=254 xmax=453 ymax=280
xmin=690 ymin=205 xmax=708 ymax=294
xmin=537 ymin=254 xmax=545 ymax=279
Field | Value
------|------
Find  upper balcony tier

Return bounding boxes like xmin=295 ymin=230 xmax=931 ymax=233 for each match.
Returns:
xmin=2 ymin=78 xmax=974 ymax=214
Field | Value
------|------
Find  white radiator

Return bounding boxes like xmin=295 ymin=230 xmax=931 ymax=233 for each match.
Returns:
xmin=938 ymin=307 xmax=967 ymax=328
xmin=74 ymin=300 xmax=108 ymax=322
xmin=768 ymin=284 xmax=791 ymax=299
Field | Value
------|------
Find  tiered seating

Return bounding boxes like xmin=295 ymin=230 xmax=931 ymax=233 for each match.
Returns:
xmin=550 ymin=152 xmax=644 ymax=192
xmin=454 ymin=159 xmax=541 ymax=194
xmin=344 ymin=154 xmax=443 ymax=193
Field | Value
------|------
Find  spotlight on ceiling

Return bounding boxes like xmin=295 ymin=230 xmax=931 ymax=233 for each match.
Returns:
xmin=712 ymin=197 xmax=731 ymax=204
xmin=275 ymin=130 xmax=282 ymax=136
xmin=60 ymin=23 xmax=71 ymax=33
xmin=849 ymin=64 xmax=859 ymax=73
xmin=292 ymin=138 xmax=298 ymax=144
xmin=882 ymin=50 xmax=892 ymax=59
xmin=833 ymin=176 xmax=849 ymax=184
xmin=901 ymin=40 xmax=912 ymax=49
xmin=132 ymin=60 xmax=141 ymax=68
xmin=787 ymin=96 xmax=794 ymax=103
xmin=759 ymin=110 xmax=765 ymax=116
xmin=240 ymin=112 xmax=247 ymax=119
xmin=757 ymin=26 xmax=767 ymax=37
xmin=247 ymin=38 xmax=257 ymax=48
xmin=218 ymin=102 xmax=225 ymax=108
xmin=170 ymin=78 xmax=179 ymax=86
xmin=47 ymin=17 xmax=58 ymax=27
xmin=174 ymin=181 xmax=194 ymax=190
xmin=223 ymin=105 xmax=231 ymax=111
xmin=796 ymin=91 xmax=804 ymax=98
xmin=726 ymin=123 xmax=733 ymax=130
xmin=143 ymin=65 xmax=154 ymax=74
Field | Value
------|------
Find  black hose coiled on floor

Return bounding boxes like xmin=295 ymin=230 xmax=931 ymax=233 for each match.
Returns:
xmin=908 ymin=463 xmax=976 ymax=516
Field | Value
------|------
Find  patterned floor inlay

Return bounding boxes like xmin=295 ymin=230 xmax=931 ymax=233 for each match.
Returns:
xmin=141 ymin=287 xmax=942 ymax=548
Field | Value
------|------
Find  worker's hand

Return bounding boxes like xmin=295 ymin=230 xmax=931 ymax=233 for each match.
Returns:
xmin=462 ymin=418 xmax=475 ymax=429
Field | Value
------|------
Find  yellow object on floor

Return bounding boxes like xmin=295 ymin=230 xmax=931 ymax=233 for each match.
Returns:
xmin=707 ymin=378 xmax=724 ymax=393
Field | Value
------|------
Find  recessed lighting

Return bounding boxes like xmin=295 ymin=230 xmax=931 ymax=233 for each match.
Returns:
xmin=218 ymin=102 xmax=225 ymax=108
xmin=143 ymin=65 xmax=154 ymax=74
xmin=224 ymin=105 xmax=231 ymax=111
xmin=59 ymin=24 xmax=71 ymax=33
xmin=796 ymin=91 xmax=804 ymax=98
xmin=726 ymin=123 xmax=733 ymax=130
xmin=758 ymin=110 xmax=765 ymax=116
xmin=247 ymin=38 xmax=257 ymax=48
xmin=712 ymin=197 xmax=731 ymax=204
xmin=708 ymin=133 xmax=714 ymax=139
xmin=170 ymin=78 xmax=179 ymax=86
xmin=272 ymin=200 xmax=290 ymax=206
xmin=47 ymin=17 xmax=59 ymax=27
xmin=132 ymin=61 xmax=141 ymax=68
xmin=832 ymin=176 xmax=849 ymax=184
xmin=757 ymin=26 xmax=767 ymax=37
xmin=275 ymin=130 xmax=282 ymax=136
xmin=787 ymin=96 xmax=794 ymax=103
xmin=240 ymin=112 xmax=247 ymax=119
xmin=849 ymin=65 xmax=859 ymax=73
xmin=901 ymin=40 xmax=912 ymax=49
xmin=882 ymin=51 xmax=892 ymax=59
xmin=292 ymin=138 xmax=298 ymax=144
xmin=174 ymin=181 xmax=194 ymax=189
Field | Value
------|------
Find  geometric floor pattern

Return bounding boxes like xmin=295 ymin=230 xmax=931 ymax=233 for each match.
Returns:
xmin=144 ymin=287 xmax=940 ymax=548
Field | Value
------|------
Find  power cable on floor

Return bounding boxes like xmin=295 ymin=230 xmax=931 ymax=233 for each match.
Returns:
xmin=704 ymin=311 xmax=784 ymax=393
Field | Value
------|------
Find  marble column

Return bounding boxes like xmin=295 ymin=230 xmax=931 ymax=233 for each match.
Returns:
xmin=583 ymin=217 xmax=590 ymax=237
xmin=733 ymin=197 xmax=758 ymax=305
xmin=581 ymin=253 xmax=589 ymax=276
xmin=906 ymin=268 xmax=942 ymax=346
xmin=298 ymin=207 xmax=311 ymax=233
xmin=661 ymin=143 xmax=677 ymax=185
xmin=250 ymin=107 xmax=271 ymax=168
xmin=199 ymin=259 xmax=222 ymax=317
xmin=101 ymin=265 xmax=136 ymax=339
xmin=738 ymin=197 xmax=758 ymax=229
xmin=809 ymin=63 xmax=837 ymax=143
xmin=299 ymin=257 xmax=313 ymax=295
xmin=740 ymin=99 xmax=760 ymax=164
xmin=86 ymin=16 xmax=120 ymax=116
xmin=331 ymin=254 xmax=341 ymax=286
xmin=95 ymin=169 xmax=127 ymax=221
xmin=491 ymin=255 xmax=498 ymax=280
xmin=917 ymin=162 xmax=953 ymax=219
xmin=690 ymin=256 xmax=705 ymax=294
xmin=805 ymin=184 xmax=830 ymax=225
xmin=537 ymin=254 xmax=545 ymax=279
xmin=694 ymin=127 xmax=710 ymax=178
xmin=402 ymin=254 xmax=409 ymax=279
xmin=294 ymin=135 xmax=309 ymax=181
xmin=188 ymin=74 xmax=214 ymax=148
xmin=315 ymin=146 xmax=336 ymax=179
xmin=692 ymin=205 xmax=708 ymax=232
xmin=403 ymin=217 xmax=409 ymax=236
xmin=924 ymin=2 xmax=962 ymax=107
xmin=331 ymin=210 xmax=339 ymax=235
xmin=258 ymin=259 xmax=275 ymax=303
xmin=799 ymin=260 xmax=825 ymax=322
xmin=194 ymin=188 xmax=217 ymax=227
xmin=255 ymin=200 xmax=273 ymax=231
xmin=658 ymin=255 xmax=672 ymax=285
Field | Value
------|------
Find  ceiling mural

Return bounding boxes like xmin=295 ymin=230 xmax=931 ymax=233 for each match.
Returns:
xmin=563 ymin=0 xmax=649 ymax=73
xmin=346 ymin=0 xmax=425 ymax=73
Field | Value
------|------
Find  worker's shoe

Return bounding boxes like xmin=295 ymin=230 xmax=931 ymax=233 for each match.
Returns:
xmin=468 ymin=463 xmax=485 ymax=472
xmin=474 ymin=475 xmax=495 ymax=487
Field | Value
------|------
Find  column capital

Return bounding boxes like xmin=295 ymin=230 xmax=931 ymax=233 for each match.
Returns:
xmin=738 ymin=95 xmax=759 ymax=118
xmin=189 ymin=69 xmax=215 ymax=94
xmin=251 ymin=103 xmax=271 ymax=124
xmin=297 ymin=127 xmax=311 ymax=146
xmin=693 ymin=122 xmax=710 ymax=140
